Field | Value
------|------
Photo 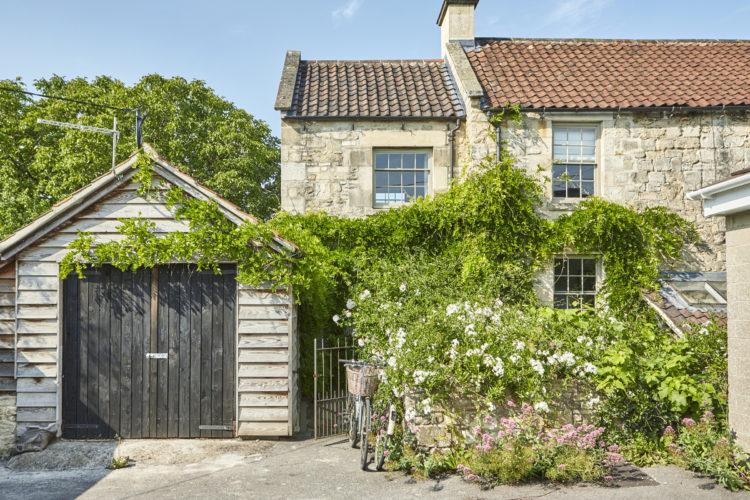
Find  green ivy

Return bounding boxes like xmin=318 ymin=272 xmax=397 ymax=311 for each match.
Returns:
xmin=58 ymin=150 xmax=702 ymax=397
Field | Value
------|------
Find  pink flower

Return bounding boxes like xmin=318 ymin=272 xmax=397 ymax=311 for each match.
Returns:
xmin=663 ymin=425 xmax=675 ymax=436
xmin=506 ymin=400 xmax=516 ymax=408
xmin=558 ymin=463 xmax=567 ymax=470
xmin=681 ymin=417 xmax=696 ymax=428
xmin=607 ymin=444 xmax=620 ymax=453
xmin=702 ymin=410 xmax=714 ymax=422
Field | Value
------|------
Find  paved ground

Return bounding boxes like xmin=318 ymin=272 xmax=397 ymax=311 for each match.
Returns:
xmin=1 ymin=435 xmax=748 ymax=499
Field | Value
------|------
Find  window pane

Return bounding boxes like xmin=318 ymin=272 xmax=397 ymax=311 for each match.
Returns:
xmin=567 ymin=182 xmax=581 ymax=198
xmin=388 ymin=171 xmax=401 ymax=186
xmin=402 ymin=171 xmax=415 ymax=187
xmin=552 ymin=165 xmax=566 ymax=179
xmin=567 ymin=129 xmax=582 ymax=143
xmin=554 ymin=259 xmax=567 ymax=277
xmin=582 ymin=128 xmax=596 ymax=143
xmin=375 ymin=154 xmax=388 ymax=169
xmin=375 ymin=171 xmax=388 ymax=189
xmin=582 ymin=259 xmax=596 ymax=275
xmin=415 ymin=154 xmax=427 ymax=169
xmin=581 ymin=146 xmax=596 ymax=162
xmin=553 ymin=181 xmax=567 ymax=198
xmin=414 ymin=186 xmax=426 ymax=198
xmin=415 ymin=171 xmax=426 ymax=185
xmin=553 ymin=145 xmax=567 ymax=159
xmin=581 ymin=165 xmax=595 ymax=180
xmin=569 ymin=259 xmax=582 ymax=276
xmin=554 ymin=128 xmax=568 ymax=144
xmin=554 ymin=295 xmax=568 ymax=309
xmin=565 ymin=165 xmax=580 ymax=180
xmin=554 ymin=275 xmax=567 ymax=292
xmin=583 ymin=276 xmax=596 ymax=292
xmin=402 ymin=154 xmax=415 ymax=169
xmin=388 ymin=154 xmax=402 ymax=169
xmin=581 ymin=182 xmax=595 ymax=197
xmin=404 ymin=187 xmax=416 ymax=200
xmin=582 ymin=295 xmax=596 ymax=307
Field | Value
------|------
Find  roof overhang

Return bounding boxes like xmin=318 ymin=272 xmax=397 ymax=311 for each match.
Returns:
xmin=0 ymin=144 xmax=297 ymax=264
xmin=687 ymin=170 xmax=750 ymax=216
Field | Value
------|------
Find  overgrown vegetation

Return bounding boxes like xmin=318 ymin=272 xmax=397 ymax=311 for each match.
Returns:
xmin=58 ymin=149 xmax=732 ymax=488
xmin=0 ymin=75 xmax=280 ymax=240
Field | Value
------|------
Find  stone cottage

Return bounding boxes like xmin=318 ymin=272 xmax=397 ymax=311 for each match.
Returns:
xmin=276 ymin=0 xmax=750 ymax=308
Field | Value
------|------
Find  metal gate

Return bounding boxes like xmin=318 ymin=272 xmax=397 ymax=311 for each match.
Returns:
xmin=313 ymin=337 xmax=352 ymax=439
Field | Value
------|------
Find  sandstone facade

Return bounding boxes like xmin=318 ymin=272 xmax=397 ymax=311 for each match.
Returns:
xmin=280 ymin=120 xmax=459 ymax=217
xmin=280 ymin=108 xmax=749 ymax=275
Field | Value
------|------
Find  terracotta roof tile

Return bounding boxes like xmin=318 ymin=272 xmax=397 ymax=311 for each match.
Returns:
xmin=467 ymin=39 xmax=750 ymax=110
xmin=287 ymin=60 xmax=464 ymax=119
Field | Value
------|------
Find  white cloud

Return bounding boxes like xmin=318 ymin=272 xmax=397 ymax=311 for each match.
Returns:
xmin=332 ymin=0 xmax=364 ymax=22
xmin=543 ymin=0 xmax=613 ymax=29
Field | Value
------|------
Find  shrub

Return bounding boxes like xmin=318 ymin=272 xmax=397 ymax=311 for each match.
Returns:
xmin=666 ymin=412 xmax=750 ymax=491
xmin=456 ymin=402 xmax=622 ymax=485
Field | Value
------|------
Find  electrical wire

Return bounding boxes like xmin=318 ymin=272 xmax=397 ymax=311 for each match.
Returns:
xmin=0 ymin=86 xmax=134 ymax=113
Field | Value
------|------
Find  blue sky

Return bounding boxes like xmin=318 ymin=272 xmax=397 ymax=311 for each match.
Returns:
xmin=2 ymin=0 xmax=749 ymax=136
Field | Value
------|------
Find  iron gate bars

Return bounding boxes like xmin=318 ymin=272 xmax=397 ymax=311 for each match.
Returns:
xmin=313 ymin=337 xmax=352 ymax=439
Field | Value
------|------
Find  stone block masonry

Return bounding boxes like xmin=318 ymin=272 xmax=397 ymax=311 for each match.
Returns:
xmin=280 ymin=120 xmax=459 ymax=217
xmin=503 ymin=110 xmax=750 ymax=272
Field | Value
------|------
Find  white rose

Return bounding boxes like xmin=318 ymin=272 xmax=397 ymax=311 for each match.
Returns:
xmin=399 ymin=283 xmax=407 ymax=293
xmin=346 ymin=299 xmax=356 ymax=310
xmin=332 ymin=315 xmax=340 ymax=325
xmin=534 ymin=401 xmax=550 ymax=413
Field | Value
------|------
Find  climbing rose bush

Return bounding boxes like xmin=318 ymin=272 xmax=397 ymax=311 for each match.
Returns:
xmin=343 ymin=276 xmax=622 ymax=418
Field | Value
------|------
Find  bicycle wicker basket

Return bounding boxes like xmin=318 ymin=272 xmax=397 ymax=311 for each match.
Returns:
xmin=345 ymin=365 xmax=381 ymax=397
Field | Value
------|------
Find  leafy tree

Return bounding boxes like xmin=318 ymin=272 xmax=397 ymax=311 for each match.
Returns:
xmin=0 ymin=75 xmax=279 ymax=239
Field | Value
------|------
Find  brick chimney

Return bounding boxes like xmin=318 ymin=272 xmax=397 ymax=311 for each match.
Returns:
xmin=437 ymin=0 xmax=479 ymax=57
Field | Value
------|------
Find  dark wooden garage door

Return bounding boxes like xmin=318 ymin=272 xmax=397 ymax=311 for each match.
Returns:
xmin=62 ymin=264 xmax=236 ymax=439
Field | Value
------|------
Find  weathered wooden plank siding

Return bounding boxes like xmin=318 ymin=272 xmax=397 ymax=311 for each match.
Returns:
xmin=13 ymin=177 xmax=192 ymax=437
xmin=14 ymin=176 xmax=297 ymax=438
xmin=0 ymin=263 xmax=16 ymax=393
xmin=236 ymin=286 xmax=294 ymax=437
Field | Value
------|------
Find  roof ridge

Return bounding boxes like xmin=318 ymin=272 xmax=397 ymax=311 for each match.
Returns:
xmin=475 ymin=37 xmax=750 ymax=44
xmin=302 ymin=59 xmax=446 ymax=64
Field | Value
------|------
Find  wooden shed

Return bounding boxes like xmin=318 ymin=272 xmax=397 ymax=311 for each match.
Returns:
xmin=0 ymin=145 xmax=299 ymax=445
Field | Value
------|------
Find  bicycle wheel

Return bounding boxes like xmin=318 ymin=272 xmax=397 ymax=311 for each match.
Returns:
xmin=359 ymin=399 xmax=371 ymax=470
xmin=348 ymin=396 xmax=359 ymax=448
xmin=375 ymin=433 xmax=389 ymax=471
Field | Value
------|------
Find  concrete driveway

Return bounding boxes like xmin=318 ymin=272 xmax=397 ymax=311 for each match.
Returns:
xmin=0 ymin=435 xmax=747 ymax=499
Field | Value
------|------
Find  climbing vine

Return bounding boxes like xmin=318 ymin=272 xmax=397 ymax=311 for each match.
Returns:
xmin=59 ymin=150 xmax=702 ymax=397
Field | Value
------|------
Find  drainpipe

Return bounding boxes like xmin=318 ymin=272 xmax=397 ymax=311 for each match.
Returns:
xmin=447 ymin=119 xmax=461 ymax=182
xmin=487 ymin=111 xmax=501 ymax=161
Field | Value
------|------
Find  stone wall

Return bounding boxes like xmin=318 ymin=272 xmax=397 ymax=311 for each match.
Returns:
xmin=502 ymin=110 xmax=750 ymax=272
xmin=726 ymin=211 xmax=750 ymax=450
xmin=280 ymin=120 xmax=459 ymax=217
xmin=0 ymin=394 xmax=16 ymax=457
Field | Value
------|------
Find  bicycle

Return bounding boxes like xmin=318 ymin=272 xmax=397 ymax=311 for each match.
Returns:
xmin=374 ymin=401 xmax=397 ymax=471
xmin=340 ymin=359 xmax=381 ymax=471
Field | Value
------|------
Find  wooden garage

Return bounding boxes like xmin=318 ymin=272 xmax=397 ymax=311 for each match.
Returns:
xmin=0 ymin=145 xmax=300 ymax=443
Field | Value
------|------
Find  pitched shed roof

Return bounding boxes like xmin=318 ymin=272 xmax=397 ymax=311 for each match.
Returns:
xmin=276 ymin=55 xmax=465 ymax=119
xmin=0 ymin=144 xmax=296 ymax=264
xmin=466 ymin=38 xmax=750 ymax=110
